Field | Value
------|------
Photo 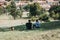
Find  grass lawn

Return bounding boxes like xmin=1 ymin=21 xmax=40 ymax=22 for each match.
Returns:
xmin=0 ymin=29 xmax=60 ymax=40
xmin=0 ymin=28 xmax=60 ymax=40
xmin=0 ymin=21 xmax=60 ymax=40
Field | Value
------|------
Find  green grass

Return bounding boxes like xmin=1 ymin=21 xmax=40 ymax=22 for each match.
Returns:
xmin=0 ymin=21 xmax=60 ymax=40
xmin=0 ymin=21 xmax=60 ymax=32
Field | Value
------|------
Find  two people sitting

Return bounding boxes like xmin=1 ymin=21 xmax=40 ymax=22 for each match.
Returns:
xmin=26 ymin=20 xmax=40 ymax=30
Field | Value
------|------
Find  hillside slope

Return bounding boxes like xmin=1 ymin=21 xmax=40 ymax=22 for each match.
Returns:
xmin=0 ymin=29 xmax=60 ymax=40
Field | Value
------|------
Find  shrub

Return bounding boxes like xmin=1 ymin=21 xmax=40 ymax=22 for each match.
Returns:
xmin=30 ymin=16 xmax=38 ymax=22
xmin=49 ymin=5 xmax=60 ymax=20
xmin=29 ymin=2 xmax=44 ymax=16
xmin=23 ymin=4 xmax=30 ymax=11
xmin=39 ymin=14 xmax=50 ymax=22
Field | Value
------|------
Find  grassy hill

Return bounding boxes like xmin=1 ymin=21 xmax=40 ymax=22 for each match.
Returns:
xmin=0 ymin=29 xmax=60 ymax=40
xmin=0 ymin=21 xmax=60 ymax=40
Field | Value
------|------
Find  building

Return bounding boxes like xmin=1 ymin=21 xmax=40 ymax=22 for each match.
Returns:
xmin=0 ymin=0 xmax=6 ymax=6
xmin=15 ymin=0 xmax=59 ymax=10
xmin=0 ymin=0 xmax=59 ymax=10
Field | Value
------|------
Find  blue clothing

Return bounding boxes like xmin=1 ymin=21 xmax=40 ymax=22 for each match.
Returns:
xmin=34 ymin=22 xmax=40 ymax=28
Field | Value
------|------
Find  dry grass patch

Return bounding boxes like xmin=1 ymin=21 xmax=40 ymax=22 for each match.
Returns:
xmin=0 ymin=29 xmax=60 ymax=40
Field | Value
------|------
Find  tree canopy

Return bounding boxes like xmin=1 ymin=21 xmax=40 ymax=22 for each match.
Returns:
xmin=49 ymin=5 xmax=60 ymax=20
xmin=29 ymin=2 xmax=44 ymax=16
xmin=6 ymin=0 xmax=23 ymax=19
xmin=49 ymin=5 xmax=60 ymax=13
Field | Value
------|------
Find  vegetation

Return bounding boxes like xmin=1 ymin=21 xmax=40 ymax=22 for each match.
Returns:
xmin=39 ymin=13 xmax=49 ymax=22
xmin=23 ymin=4 xmax=30 ymax=11
xmin=6 ymin=0 xmax=23 ymax=19
xmin=0 ymin=1 xmax=60 ymax=40
xmin=49 ymin=5 xmax=60 ymax=20
xmin=0 ymin=1 xmax=60 ymax=21
xmin=30 ymin=16 xmax=38 ymax=21
xmin=9 ymin=1 xmax=17 ymax=19
xmin=5 ymin=0 xmax=11 ymax=1
xmin=29 ymin=2 xmax=44 ymax=17
xmin=0 ymin=6 xmax=5 ymax=15
xmin=0 ymin=21 xmax=60 ymax=31
xmin=0 ymin=6 xmax=3 ymax=15
xmin=0 ymin=28 xmax=60 ymax=40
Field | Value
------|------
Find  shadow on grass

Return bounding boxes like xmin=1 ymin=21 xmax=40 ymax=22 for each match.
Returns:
xmin=0 ymin=21 xmax=60 ymax=32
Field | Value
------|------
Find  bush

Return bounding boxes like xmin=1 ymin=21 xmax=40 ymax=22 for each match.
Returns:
xmin=31 ymin=16 xmax=38 ymax=22
xmin=23 ymin=4 xmax=30 ymax=11
xmin=0 ymin=6 xmax=4 ymax=15
xmin=51 ymin=12 xmax=60 ymax=20
xmin=39 ymin=14 xmax=50 ymax=22
xmin=29 ymin=2 xmax=44 ymax=16
xmin=49 ymin=5 xmax=60 ymax=20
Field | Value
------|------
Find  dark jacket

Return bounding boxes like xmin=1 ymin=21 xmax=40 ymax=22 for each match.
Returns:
xmin=26 ymin=23 xmax=32 ymax=29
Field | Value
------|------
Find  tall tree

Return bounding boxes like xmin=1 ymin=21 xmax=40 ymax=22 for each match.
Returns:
xmin=5 ymin=0 xmax=11 ymax=1
xmin=49 ymin=5 xmax=60 ymax=13
xmin=29 ymin=2 xmax=44 ymax=17
xmin=49 ymin=5 xmax=60 ymax=19
xmin=10 ymin=1 xmax=17 ymax=19
xmin=0 ymin=6 xmax=5 ymax=15
xmin=6 ymin=0 xmax=23 ymax=19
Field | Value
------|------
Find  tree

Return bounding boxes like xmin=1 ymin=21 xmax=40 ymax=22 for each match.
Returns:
xmin=39 ymin=13 xmax=49 ymax=22
xmin=0 ymin=6 xmax=3 ymax=15
xmin=16 ymin=6 xmax=23 ymax=18
xmin=49 ymin=5 xmax=60 ymax=19
xmin=29 ymin=2 xmax=44 ymax=17
xmin=5 ymin=0 xmax=11 ymax=1
xmin=6 ymin=0 xmax=23 ymax=19
xmin=23 ymin=4 xmax=30 ymax=11
xmin=29 ymin=0 xmax=33 ymax=2
xmin=0 ymin=6 xmax=5 ymax=15
xmin=49 ymin=5 xmax=60 ymax=13
xmin=9 ymin=1 xmax=17 ymax=19
xmin=6 ymin=1 xmax=17 ymax=19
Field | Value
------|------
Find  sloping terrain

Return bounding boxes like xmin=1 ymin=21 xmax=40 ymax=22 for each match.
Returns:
xmin=0 ymin=29 xmax=60 ymax=40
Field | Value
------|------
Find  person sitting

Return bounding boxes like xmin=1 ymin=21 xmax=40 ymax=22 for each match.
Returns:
xmin=10 ymin=27 xmax=14 ymax=31
xmin=33 ymin=20 xmax=40 ymax=28
xmin=26 ymin=20 xmax=32 ymax=30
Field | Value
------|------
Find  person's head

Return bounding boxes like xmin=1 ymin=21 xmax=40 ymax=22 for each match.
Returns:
xmin=36 ymin=20 xmax=38 ymax=22
xmin=28 ymin=20 xmax=31 ymax=23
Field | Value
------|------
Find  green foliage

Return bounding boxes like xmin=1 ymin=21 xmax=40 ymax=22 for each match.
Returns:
xmin=49 ymin=5 xmax=60 ymax=13
xmin=0 ymin=6 xmax=3 ymax=15
xmin=30 ymin=16 xmax=38 ymax=21
xmin=23 ymin=4 xmax=30 ymax=11
xmin=0 ymin=6 xmax=5 ymax=15
xmin=49 ymin=5 xmax=60 ymax=20
xmin=29 ymin=2 xmax=44 ymax=16
xmin=6 ymin=1 xmax=23 ymax=19
xmin=52 ymin=13 xmax=60 ymax=20
xmin=30 ymin=0 xmax=33 ymax=2
xmin=6 ymin=5 xmax=11 ymax=12
xmin=9 ymin=1 xmax=17 ymax=19
xmin=16 ymin=9 xmax=23 ymax=18
xmin=5 ymin=0 xmax=11 ymax=1
xmin=14 ymin=0 xmax=19 ymax=1
xmin=0 ymin=21 xmax=60 ymax=31
xmin=39 ymin=13 xmax=49 ymax=22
